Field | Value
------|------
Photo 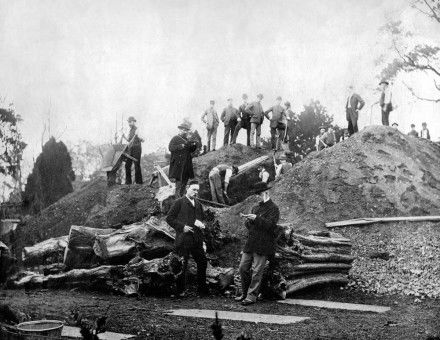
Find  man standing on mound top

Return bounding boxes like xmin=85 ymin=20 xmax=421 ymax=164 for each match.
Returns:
xmin=246 ymin=93 xmax=265 ymax=149
xmin=122 ymin=116 xmax=144 ymax=185
xmin=166 ymin=180 xmax=208 ymax=297
xmin=345 ymin=85 xmax=365 ymax=136
xmin=236 ymin=182 xmax=280 ymax=306
xmin=231 ymin=94 xmax=251 ymax=146
xmin=168 ymin=121 xmax=198 ymax=197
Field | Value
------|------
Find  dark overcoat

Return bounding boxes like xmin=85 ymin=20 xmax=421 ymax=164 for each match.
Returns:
xmin=243 ymin=199 xmax=280 ymax=256
xmin=166 ymin=196 xmax=205 ymax=256
xmin=168 ymin=134 xmax=197 ymax=181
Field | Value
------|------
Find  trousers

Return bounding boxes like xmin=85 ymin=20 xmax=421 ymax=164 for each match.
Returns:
xmin=250 ymin=123 xmax=262 ymax=148
xmin=347 ymin=109 xmax=359 ymax=135
xmin=270 ymin=127 xmax=286 ymax=150
xmin=231 ymin=120 xmax=251 ymax=146
xmin=177 ymin=245 xmax=208 ymax=293
xmin=224 ymin=122 xmax=237 ymax=146
xmin=239 ymin=252 xmax=267 ymax=302
xmin=125 ymin=145 xmax=143 ymax=184
xmin=208 ymin=168 xmax=224 ymax=204
xmin=381 ymin=108 xmax=391 ymax=126
xmin=206 ymin=127 xmax=217 ymax=151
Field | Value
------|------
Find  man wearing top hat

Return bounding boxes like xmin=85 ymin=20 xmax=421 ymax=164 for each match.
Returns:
xmin=236 ymin=181 xmax=280 ymax=306
xmin=231 ymin=94 xmax=251 ymax=146
xmin=378 ymin=79 xmax=393 ymax=126
xmin=122 ymin=116 xmax=144 ymax=184
xmin=201 ymin=100 xmax=219 ymax=152
xmin=246 ymin=93 xmax=265 ymax=148
xmin=264 ymin=96 xmax=287 ymax=151
xmin=168 ymin=121 xmax=198 ymax=197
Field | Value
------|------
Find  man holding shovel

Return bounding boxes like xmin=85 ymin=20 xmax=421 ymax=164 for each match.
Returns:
xmin=208 ymin=164 xmax=239 ymax=204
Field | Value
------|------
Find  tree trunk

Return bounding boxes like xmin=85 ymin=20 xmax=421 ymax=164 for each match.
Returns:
xmin=286 ymin=273 xmax=349 ymax=295
xmin=23 ymin=236 xmax=68 ymax=266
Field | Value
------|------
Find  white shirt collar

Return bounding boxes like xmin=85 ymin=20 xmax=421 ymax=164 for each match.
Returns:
xmin=186 ymin=195 xmax=195 ymax=206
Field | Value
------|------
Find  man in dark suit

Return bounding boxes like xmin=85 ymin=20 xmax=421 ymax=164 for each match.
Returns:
xmin=231 ymin=94 xmax=251 ymax=146
xmin=168 ymin=122 xmax=198 ymax=197
xmin=264 ymin=96 xmax=287 ymax=150
xmin=123 ymin=116 xmax=144 ymax=184
xmin=345 ymin=85 xmax=365 ymax=135
xmin=236 ymin=182 xmax=280 ymax=306
xmin=166 ymin=180 xmax=208 ymax=296
xmin=221 ymin=98 xmax=239 ymax=146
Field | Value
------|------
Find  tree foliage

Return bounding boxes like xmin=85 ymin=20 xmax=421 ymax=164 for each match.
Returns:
xmin=0 ymin=105 xmax=27 ymax=181
xmin=23 ymin=137 xmax=75 ymax=214
xmin=68 ymin=140 xmax=104 ymax=181
xmin=287 ymin=99 xmax=334 ymax=159
xmin=378 ymin=1 xmax=440 ymax=102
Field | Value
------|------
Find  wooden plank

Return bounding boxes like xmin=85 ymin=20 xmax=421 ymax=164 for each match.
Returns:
xmin=279 ymin=299 xmax=391 ymax=313
xmin=325 ymin=216 xmax=440 ymax=228
xmin=62 ymin=325 xmax=136 ymax=339
xmin=165 ymin=309 xmax=309 ymax=324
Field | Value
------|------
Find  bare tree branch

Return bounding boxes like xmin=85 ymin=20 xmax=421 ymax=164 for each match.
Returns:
xmin=403 ymin=81 xmax=440 ymax=102
xmin=435 ymin=78 xmax=440 ymax=91
xmin=422 ymin=0 xmax=440 ymax=23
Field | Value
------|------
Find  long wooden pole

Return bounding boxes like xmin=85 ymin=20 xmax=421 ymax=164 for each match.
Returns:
xmin=325 ymin=215 xmax=440 ymax=228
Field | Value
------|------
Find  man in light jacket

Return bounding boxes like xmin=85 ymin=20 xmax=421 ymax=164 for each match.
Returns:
xmin=201 ymin=100 xmax=220 ymax=152
xmin=246 ymin=94 xmax=265 ymax=148
xmin=221 ymin=98 xmax=239 ymax=146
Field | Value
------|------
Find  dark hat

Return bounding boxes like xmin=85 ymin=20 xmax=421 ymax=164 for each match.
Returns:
xmin=410 ymin=124 xmax=415 ymax=128
xmin=127 ymin=116 xmax=136 ymax=122
xmin=422 ymin=122 xmax=427 ymax=126
xmin=253 ymin=181 xmax=272 ymax=194
xmin=391 ymin=122 xmax=399 ymax=127
xmin=257 ymin=93 xmax=264 ymax=99
xmin=379 ymin=79 xmax=389 ymax=85
xmin=242 ymin=94 xmax=248 ymax=100
xmin=178 ymin=121 xmax=191 ymax=131
xmin=187 ymin=179 xmax=199 ymax=187
xmin=284 ymin=101 xmax=291 ymax=107
xmin=210 ymin=100 xmax=215 ymax=104
xmin=276 ymin=96 xmax=282 ymax=101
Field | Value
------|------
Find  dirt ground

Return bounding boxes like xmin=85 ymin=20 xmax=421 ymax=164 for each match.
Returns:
xmin=2 ymin=287 xmax=439 ymax=340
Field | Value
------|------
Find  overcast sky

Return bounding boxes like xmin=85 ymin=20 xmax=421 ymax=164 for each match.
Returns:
xmin=0 ymin=0 xmax=439 ymax=173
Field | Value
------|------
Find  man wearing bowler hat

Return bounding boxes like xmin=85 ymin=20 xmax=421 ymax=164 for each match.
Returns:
xmin=122 ymin=116 xmax=144 ymax=184
xmin=264 ymin=96 xmax=287 ymax=151
xmin=231 ymin=94 xmax=251 ymax=146
xmin=168 ymin=121 xmax=198 ymax=197
xmin=378 ymin=79 xmax=394 ymax=126
xmin=236 ymin=181 xmax=280 ymax=306
xmin=246 ymin=94 xmax=265 ymax=148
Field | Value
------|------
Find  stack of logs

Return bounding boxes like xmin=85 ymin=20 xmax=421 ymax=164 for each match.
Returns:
xmin=276 ymin=227 xmax=354 ymax=295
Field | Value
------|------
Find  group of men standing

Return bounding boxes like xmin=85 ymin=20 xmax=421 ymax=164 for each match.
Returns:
xmin=201 ymin=94 xmax=294 ymax=152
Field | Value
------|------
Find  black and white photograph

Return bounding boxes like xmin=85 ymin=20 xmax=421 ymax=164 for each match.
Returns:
xmin=0 ymin=0 xmax=440 ymax=339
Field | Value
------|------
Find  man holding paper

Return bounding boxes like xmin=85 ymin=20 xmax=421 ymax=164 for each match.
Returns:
xmin=166 ymin=180 xmax=208 ymax=296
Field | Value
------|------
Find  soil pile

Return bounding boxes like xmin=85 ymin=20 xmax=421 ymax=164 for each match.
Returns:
xmin=216 ymin=125 xmax=440 ymax=235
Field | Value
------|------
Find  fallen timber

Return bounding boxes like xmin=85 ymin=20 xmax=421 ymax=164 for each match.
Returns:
xmin=325 ymin=215 xmax=440 ymax=228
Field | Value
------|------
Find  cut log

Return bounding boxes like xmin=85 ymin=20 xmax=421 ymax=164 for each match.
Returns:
xmin=292 ymin=263 xmax=352 ymax=272
xmin=93 ymin=217 xmax=175 ymax=262
xmin=63 ymin=226 xmax=115 ymax=269
xmin=23 ymin=236 xmax=68 ymax=266
xmin=286 ymin=273 xmax=349 ymax=296
xmin=301 ymin=245 xmax=352 ymax=255
xmin=300 ymin=253 xmax=355 ymax=264
xmin=291 ymin=233 xmax=352 ymax=247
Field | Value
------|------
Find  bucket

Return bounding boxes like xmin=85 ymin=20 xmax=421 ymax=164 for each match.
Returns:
xmin=16 ymin=320 xmax=64 ymax=339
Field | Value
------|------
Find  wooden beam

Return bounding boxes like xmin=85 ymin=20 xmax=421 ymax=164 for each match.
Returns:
xmin=325 ymin=216 xmax=440 ymax=228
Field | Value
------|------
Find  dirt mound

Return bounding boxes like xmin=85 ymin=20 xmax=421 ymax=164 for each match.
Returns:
xmin=193 ymin=144 xmax=274 ymax=203
xmin=18 ymin=178 xmax=159 ymax=250
xmin=213 ymin=125 xmax=440 ymax=264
